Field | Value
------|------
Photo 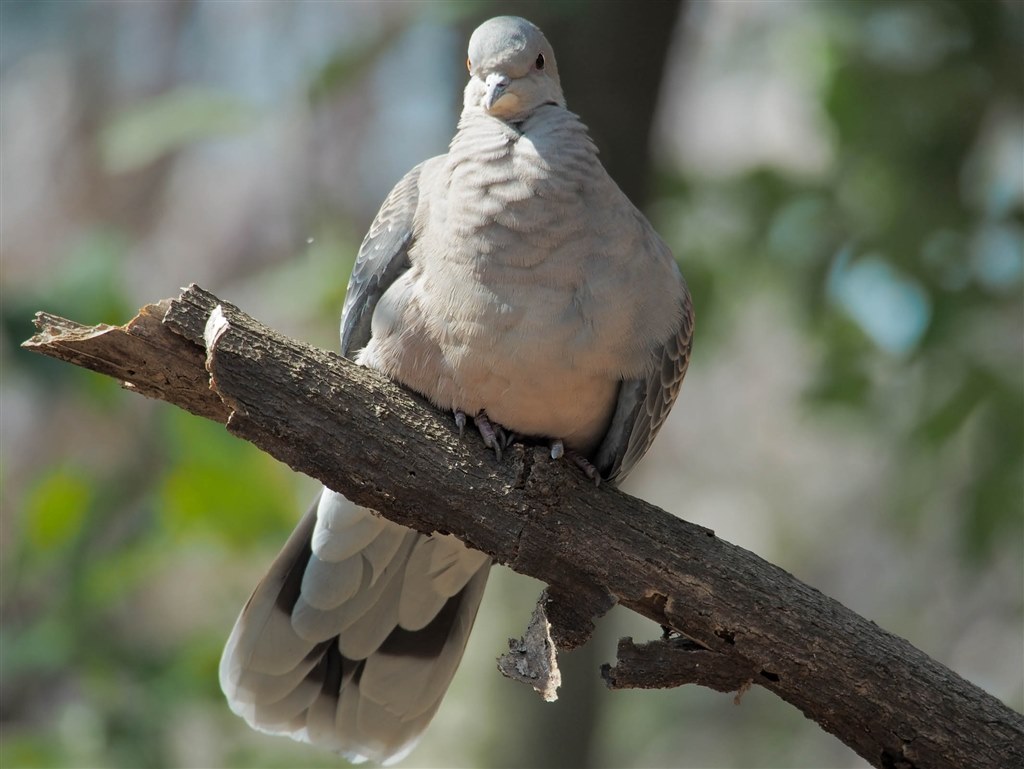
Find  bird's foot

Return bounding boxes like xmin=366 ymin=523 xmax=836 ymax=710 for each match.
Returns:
xmin=455 ymin=412 xmax=600 ymax=484
xmin=567 ymin=448 xmax=601 ymax=486
xmin=549 ymin=438 xmax=601 ymax=486
xmin=475 ymin=411 xmax=511 ymax=461
xmin=455 ymin=409 xmax=513 ymax=461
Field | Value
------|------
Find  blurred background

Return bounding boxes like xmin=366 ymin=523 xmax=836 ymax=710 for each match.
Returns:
xmin=2 ymin=1 xmax=1021 ymax=767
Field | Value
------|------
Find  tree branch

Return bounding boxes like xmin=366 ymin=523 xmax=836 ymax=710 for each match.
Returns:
xmin=22 ymin=285 xmax=1024 ymax=769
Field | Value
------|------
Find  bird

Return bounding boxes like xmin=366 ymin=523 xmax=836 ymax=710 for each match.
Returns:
xmin=218 ymin=15 xmax=693 ymax=765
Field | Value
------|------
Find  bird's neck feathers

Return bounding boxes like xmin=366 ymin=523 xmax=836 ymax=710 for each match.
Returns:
xmin=449 ymin=106 xmax=597 ymax=171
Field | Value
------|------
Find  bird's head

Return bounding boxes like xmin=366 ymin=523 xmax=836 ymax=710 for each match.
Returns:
xmin=463 ymin=16 xmax=565 ymax=122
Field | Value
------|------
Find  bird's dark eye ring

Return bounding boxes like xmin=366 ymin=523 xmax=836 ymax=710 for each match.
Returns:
xmin=535 ymin=53 xmax=545 ymax=70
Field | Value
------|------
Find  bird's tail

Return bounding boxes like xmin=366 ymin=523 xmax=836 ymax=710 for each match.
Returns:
xmin=219 ymin=488 xmax=491 ymax=765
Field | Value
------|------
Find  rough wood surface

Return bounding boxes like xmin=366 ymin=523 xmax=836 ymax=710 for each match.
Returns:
xmin=25 ymin=302 xmax=230 ymax=423
xmin=602 ymin=636 xmax=761 ymax=695
xmin=23 ymin=284 xmax=1024 ymax=769
xmin=497 ymin=590 xmax=562 ymax=702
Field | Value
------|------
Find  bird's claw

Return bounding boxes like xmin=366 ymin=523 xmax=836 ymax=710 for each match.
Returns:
xmin=548 ymin=437 xmax=601 ymax=485
xmin=453 ymin=409 xmax=517 ymax=461
xmin=473 ymin=410 xmax=506 ymax=461
xmin=455 ymin=412 xmax=600 ymax=484
xmin=566 ymin=449 xmax=601 ymax=486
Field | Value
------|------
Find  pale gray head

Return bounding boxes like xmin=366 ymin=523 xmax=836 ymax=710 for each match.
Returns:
xmin=463 ymin=16 xmax=565 ymax=121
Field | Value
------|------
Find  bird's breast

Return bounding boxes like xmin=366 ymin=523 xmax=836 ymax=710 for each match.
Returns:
xmin=360 ymin=114 xmax=668 ymax=453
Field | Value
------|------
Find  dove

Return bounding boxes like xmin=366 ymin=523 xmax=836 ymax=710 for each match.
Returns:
xmin=219 ymin=15 xmax=693 ymax=765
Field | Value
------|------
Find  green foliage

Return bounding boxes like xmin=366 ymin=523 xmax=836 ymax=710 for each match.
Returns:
xmin=158 ymin=410 xmax=297 ymax=548
xmin=23 ymin=467 xmax=93 ymax=552
xmin=4 ymin=227 xmax=134 ymax=408
xmin=664 ymin=0 xmax=1023 ymax=561
xmin=307 ymin=23 xmax=406 ymax=105
xmin=4 ymin=382 xmax=302 ymax=769
xmin=100 ymin=88 xmax=257 ymax=174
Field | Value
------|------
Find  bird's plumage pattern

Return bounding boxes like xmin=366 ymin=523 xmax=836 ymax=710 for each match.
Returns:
xmin=220 ymin=491 xmax=488 ymax=765
xmin=220 ymin=15 xmax=693 ymax=765
xmin=340 ymin=163 xmax=422 ymax=358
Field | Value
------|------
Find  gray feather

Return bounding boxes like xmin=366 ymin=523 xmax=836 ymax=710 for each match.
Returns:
xmin=219 ymin=489 xmax=491 ymax=765
xmin=594 ymin=273 xmax=694 ymax=483
xmin=340 ymin=161 xmax=430 ymax=359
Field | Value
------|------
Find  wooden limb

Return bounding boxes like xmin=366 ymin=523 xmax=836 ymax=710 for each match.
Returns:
xmin=22 ymin=284 xmax=1024 ymax=769
xmin=601 ymin=636 xmax=758 ymax=695
xmin=25 ymin=302 xmax=230 ymax=422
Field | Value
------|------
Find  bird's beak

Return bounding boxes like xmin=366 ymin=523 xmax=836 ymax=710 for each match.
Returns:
xmin=483 ymin=72 xmax=511 ymax=111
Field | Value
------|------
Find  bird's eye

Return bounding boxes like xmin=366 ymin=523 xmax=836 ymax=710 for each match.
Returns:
xmin=466 ymin=57 xmax=472 ymax=72
xmin=535 ymin=53 xmax=545 ymax=70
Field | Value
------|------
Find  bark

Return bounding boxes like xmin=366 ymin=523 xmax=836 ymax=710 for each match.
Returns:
xmin=22 ymin=285 xmax=1024 ymax=769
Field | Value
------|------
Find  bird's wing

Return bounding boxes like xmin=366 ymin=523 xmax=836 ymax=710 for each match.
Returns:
xmin=340 ymin=160 xmax=432 ymax=359
xmin=594 ymin=269 xmax=694 ymax=484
